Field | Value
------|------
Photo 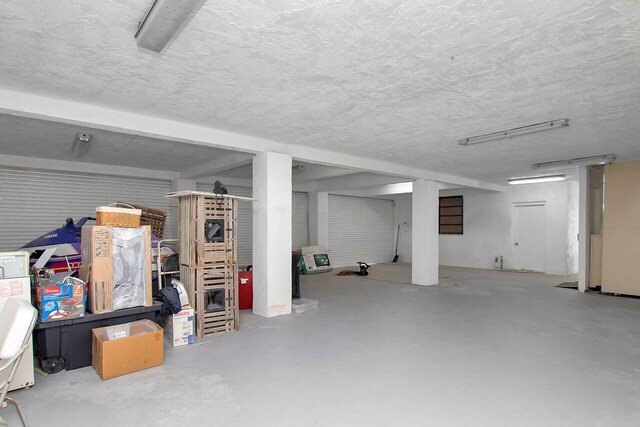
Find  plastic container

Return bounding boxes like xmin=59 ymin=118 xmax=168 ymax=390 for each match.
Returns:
xmin=34 ymin=304 xmax=161 ymax=372
xmin=238 ymin=269 xmax=253 ymax=310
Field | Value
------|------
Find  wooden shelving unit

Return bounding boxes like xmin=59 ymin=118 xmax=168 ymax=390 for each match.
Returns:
xmin=169 ymin=191 xmax=240 ymax=338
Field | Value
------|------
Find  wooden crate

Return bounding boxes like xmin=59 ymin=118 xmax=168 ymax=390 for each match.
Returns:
xmin=179 ymin=195 xmax=237 ymax=267
xmin=176 ymin=193 xmax=239 ymax=339
xmin=180 ymin=264 xmax=238 ymax=338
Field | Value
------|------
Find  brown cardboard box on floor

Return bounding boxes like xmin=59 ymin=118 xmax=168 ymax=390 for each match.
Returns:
xmin=81 ymin=225 xmax=153 ymax=313
xmin=92 ymin=320 xmax=163 ymax=380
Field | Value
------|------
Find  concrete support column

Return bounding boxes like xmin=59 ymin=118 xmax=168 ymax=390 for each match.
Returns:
xmin=308 ymin=192 xmax=329 ymax=248
xmin=252 ymin=152 xmax=292 ymax=317
xmin=412 ymin=180 xmax=439 ymax=286
xmin=578 ymin=166 xmax=590 ymax=292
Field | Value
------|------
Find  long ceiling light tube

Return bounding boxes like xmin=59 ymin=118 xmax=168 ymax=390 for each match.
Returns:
xmin=135 ymin=0 xmax=207 ymax=53
xmin=508 ymin=174 xmax=566 ymax=185
xmin=531 ymin=154 xmax=616 ymax=170
xmin=458 ymin=118 xmax=569 ymax=146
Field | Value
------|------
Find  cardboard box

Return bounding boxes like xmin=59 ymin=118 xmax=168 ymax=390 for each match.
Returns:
xmin=36 ymin=279 xmax=86 ymax=322
xmin=92 ymin=320 xmax=163 ymax=380
xmin=164 ymin=307 xmax=195 ymax=347
xmin=0 ymin=251 xmax=29 ymax=279
xmin=81 ymin=225 xmax=152 ymax=313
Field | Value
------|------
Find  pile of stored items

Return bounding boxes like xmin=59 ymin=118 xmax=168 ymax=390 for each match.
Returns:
xmin=28 ymin=203 xmax=173 ymax=380
xmin=1 ymin=202 xmax=185 ymax=385
xmin=1 ymin=193 xmax=249 ymax=386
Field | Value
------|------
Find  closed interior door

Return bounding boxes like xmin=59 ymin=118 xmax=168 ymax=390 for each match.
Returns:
xmin=513 ymin=204 xmax=545 ymax=272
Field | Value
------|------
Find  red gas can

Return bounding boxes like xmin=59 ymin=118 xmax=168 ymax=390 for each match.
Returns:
xmin=238 ymin=269 xmax=253 ymax=310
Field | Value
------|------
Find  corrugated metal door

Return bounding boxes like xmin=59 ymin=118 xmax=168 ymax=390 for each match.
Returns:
xmin=328 ymin=195 xmax=394 ymax=267
xmin=292 ymin=192 xmax=309 ymax=250
xmin=0 ymin=167 xmax=175 ymax=251
xmin=196 ymin=184 xmax=309 ymax=267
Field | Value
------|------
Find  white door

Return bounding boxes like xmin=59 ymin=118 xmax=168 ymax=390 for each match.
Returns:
xmin=513 ymin=204 xmax=545 ymax=272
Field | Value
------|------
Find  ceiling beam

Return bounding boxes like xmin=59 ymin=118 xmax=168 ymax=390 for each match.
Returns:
xmin=294 ymin=172 xmax=412 ymax=193
xmin=332 ymin=182 xmax=414 ymax=197
xmin=180 ymin=152 xmax=253 ymax=179
xmin=292 ymin=164 xmax=358 ymax=183
xmin=0 ymin=153 xmax=180 ymax=180
xmin=0 ymin=88 xmax=505 ymax=192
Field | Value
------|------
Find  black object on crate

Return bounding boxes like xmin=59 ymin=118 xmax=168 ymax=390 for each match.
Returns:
xmin=33 ymin=303 xmax=162 ymax=373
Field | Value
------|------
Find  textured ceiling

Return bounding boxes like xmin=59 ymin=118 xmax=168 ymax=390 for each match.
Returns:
xmin=0 ymin=0 xmax=639 ymax=183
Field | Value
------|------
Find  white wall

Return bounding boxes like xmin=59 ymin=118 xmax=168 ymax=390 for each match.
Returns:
xmin=439 ymin=188 xmax=510 ymax=271
xmin=566 ymin=180 xmax=580 ymax=275
xmin=393 ymin=181 xmax=579 ymax=275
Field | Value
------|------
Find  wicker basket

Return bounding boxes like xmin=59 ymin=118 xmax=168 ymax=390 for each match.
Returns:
xmin=96 ymin=203 xmax=142 ymax=228
xmin=118 ymin=202 xmax=167 ymax=238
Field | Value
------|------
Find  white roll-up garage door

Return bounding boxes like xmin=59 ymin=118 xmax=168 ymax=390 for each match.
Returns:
xmin=196 ymin=184 xmax=309 ymax=268
xmin=292 ymin=192 xmax=309 ymax=250
xmin=0 ymin=167 xmax=175 ymax=251
xmin=328 ymin=195 xmax=395 ymax=268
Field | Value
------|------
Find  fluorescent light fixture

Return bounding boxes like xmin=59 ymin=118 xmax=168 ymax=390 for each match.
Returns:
xmin=72 ymin=133 xmax=92 ymax=156
xmin=508 ymin=174 xmax=566 ymax=185
xmin=458 ymin=118 xmax=569 ymax=146
xmin=531 ymin=154 xmax=616 ymax=170
xmin=135 ymin=0 xmax=207 ymax=53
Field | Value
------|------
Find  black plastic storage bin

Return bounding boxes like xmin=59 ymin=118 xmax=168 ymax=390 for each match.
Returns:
xmin=34 ymin=303 xmax=162 ymax=372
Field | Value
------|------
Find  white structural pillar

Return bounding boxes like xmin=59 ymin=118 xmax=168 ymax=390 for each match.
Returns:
xmin=412 ymin=180 xmax=439 ymax=286
xmin=252 ymin=152 xmax=293 ymax=317
xmin=308 ymin=192 xmax=329 ymax=248
xmin=578 ymin=166 xmax=590 ymax=292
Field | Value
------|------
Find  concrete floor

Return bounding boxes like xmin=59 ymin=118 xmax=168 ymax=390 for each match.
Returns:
xmin=4 ymin=264 xmax=640 ymax=426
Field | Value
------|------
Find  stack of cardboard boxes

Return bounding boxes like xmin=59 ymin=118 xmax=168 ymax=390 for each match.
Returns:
xmin=80 ymin=209 xmax=164 ymax=380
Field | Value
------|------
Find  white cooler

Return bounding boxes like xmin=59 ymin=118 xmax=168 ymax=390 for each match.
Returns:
xmin=0 ymin=251 xmax=34 ymax=390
